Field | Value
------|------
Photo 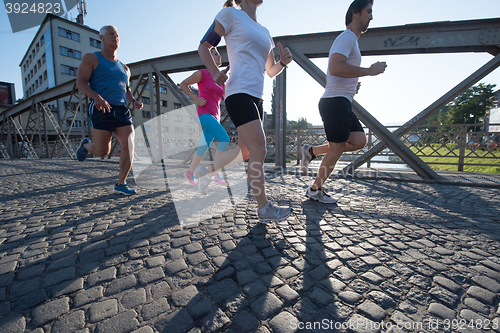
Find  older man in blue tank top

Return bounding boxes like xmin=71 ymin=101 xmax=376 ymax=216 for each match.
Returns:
xmin=76 ymin=25 xmax=143 ymax=195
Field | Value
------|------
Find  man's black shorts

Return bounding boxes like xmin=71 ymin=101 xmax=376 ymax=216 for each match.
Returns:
xmin=319 ymin=97 xmax=364 ymax=143
xmin=89 ymin=101 xmax=133 ymax=132
xmin=225 ymin=93 xmax=264 ymax=128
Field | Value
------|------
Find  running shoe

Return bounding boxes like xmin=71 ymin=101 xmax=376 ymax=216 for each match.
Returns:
xmin=301 ymin=144 xmax=314 ymax=173
xmin=257 ymin=201 xmax=292 ymax=223
xmin=213 ymin=171 xmax=226 ymax=186
xmin=306 ymin=187 xmax=337 ymax=204
xmin=76 ymin=138 xmax=91 ymax=162
xmin=184 ymin=170 xmax=197 ymax=186
xmin=114 ymin=182 xmax=136 ymax=196
xmin=194 ymin=166 xmax=212 ymax=195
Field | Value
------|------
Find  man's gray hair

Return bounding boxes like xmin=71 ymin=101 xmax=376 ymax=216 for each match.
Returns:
xmin=99 ymin=25 xmax=116 ymax=36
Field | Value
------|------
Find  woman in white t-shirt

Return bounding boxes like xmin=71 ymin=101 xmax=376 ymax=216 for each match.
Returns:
xmin=194 ymin=0 xmax=293 ymax=223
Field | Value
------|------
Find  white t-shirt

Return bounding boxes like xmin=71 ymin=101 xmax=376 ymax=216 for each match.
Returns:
xmin=215 ymin=7 xmax=275 ymax=99
xmin=322 ymin=29 xmax=361 ymax=101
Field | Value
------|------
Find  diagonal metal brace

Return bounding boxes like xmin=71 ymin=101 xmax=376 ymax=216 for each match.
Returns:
xmin=289 ymin=45 xmax=440 ymax=180
xmin=343 ymin=53 xmax=500 ymax=173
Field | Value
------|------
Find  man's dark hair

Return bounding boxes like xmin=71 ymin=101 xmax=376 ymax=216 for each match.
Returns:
xmin=345 ymin=0 xmax=373 ymax=26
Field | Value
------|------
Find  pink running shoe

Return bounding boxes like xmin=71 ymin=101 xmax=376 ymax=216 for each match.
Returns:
xmin=213 ymin=171 xmax=226 ymax=186
xmin=184 ymin=170 xmax=197 ymax=185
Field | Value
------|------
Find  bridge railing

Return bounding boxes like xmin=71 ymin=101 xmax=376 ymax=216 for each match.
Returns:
xmin=258 ymin=123 xmax=500 ymax=173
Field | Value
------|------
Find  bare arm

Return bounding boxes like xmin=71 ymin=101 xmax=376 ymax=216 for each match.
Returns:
xmin=198 ymin=20 xmax=227 ymax=85
xmin=123 ymin=64 xmax=143 ymax=110
xmin=180 ymin=71 xmax=206 ymax=106
xmin=329 ymin=53 xmax=386 ymax=78
xmin=266 ymin=43 xmax=293 ymax=78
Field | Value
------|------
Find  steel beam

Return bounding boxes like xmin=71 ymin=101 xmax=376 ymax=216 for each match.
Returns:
xmin=343 ymin=52 xmax=500 ymax=173
xmin=127 ymin=18 xmax=500 ymax=78
xmin=275 ymin=65 xmax=287 ymax=168
xmin=289 ymin=46 xmax=440 ymax=179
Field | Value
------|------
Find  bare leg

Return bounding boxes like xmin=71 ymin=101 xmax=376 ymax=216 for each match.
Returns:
xmin=311 ymin=132 xmax=366 ymax=190
xmin=113 ymin=125 xmax=135 ymax=184
xmin=84 ymin=128 xmax=112 ymax=157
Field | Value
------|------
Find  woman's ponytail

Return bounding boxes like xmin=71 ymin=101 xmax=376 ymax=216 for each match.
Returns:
xmin=223 ymin=0 xmax=242 ymax=8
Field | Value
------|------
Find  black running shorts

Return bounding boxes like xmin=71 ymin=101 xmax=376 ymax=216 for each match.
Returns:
xmin=89 ymin=102 xmax=133 ymax=132
xmin=319 ymin=97 xmax=364 ymax=143
xmin=225 ymin=93 xmax=264 ymax=128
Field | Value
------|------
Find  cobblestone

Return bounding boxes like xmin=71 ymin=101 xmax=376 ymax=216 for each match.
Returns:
xmin=0 ymin=160 xmax=500 ymax=332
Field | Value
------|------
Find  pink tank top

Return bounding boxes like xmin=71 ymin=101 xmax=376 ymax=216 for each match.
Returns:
xmin=197 ymin=69 xmax=224 ymax=120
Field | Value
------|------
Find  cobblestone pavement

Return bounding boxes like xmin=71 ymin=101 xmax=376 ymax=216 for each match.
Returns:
xmin=0 ymin=159 xmax=500 ymax=333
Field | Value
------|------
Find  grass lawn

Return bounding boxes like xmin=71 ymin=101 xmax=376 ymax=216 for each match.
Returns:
xmin=409 ymin=145 xmax=500 ymax=173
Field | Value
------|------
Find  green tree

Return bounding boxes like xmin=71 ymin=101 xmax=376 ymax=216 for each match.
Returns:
xmin=420 ymin=82 xmax=496 ymax=132
xmin=290 ymin=117 xmax=310 ymax=129
xmin=447 ymin=83 xmax=496 ymax=128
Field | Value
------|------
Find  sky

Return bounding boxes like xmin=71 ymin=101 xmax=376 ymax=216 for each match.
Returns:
xmin=1 ymin=0 xmax=500 ymax=126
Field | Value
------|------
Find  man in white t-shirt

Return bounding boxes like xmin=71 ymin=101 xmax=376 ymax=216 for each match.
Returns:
xmin=301 ymin=0 xmax=387 ymax=203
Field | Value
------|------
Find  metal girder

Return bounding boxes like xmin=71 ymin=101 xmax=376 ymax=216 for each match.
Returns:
xmin=126 ymin=18 xmax=500 ymax=78
xmin=343 ymin=53 xmax=500 ymax=173
xmin=1 ymin=79 xmax=76 ymax=120
xmin=289 ymin=46 xmax=440 ymax=179
xmin=10 ymin=116 xmax=38 ymax=159
xmin=275 ymin=66 xmax=287 ymax=168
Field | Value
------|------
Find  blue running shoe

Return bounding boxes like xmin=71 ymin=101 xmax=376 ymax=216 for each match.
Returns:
xmin=114 ymin=182 xmax=136 ymax=195
xmin=76 ymin=138 xmax=91 ymax=161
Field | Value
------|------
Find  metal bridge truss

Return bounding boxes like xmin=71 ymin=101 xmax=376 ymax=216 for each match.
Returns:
xmin=1 ymin=18 xmax=499 ymax=180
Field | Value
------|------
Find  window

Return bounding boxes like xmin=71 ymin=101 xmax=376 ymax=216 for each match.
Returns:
xmin=141 ymin=97 xmax=150 ymax=105
xmin=58 ymin=27 xmax=80 ymax=42
xmin=35 ymin=80 xmax=38 ymax=88
xmin=36 ymin=42 xmax=39 ymax=52
xmin=90 ymin=37 xmax=102 ymax=49
xmin=60 ymin=46 xmax=81 ymax=59
xmin=61 ymin=64 xmax=77 ymax=76
xmin=34 ymin=66 xmax=37 ymax=74
xmin=174 ymin=103 xmax=181 ymax=109
xmin=43 ymin=70 xmax=47 ymax=80
xmin=142 ymin=110 xmax=152 ymax=118
xmin=162 ymin=127 xmax=168 ymax=133
xmin=66 ymin=119 xmax=82 ymax=128
xmin=161 ymin=100 xmax=167 ymax=107
xmin=25 ymin=77 xmax=28 ymax=85
xmin=163 ymin=113 xmax=168 ymax=120
xmin=188 ymin=127 xmax=196 ymax=133
xmin=40 ymin=35 xmax=44 ymax=46
xmin=39 ymin=75 xmax=43 ymax=83
xmin=64 ymin=102 xmax=79 ymax=110
xmin=26 ymin=90 xmax=29 ymax=97
xmin=37 ymin=59 xmax=41 ymax=69
xmin=175 ymin=115 xmax=182 ymax=122
xmin=159 ymin=86 xmax=167 ymax=94
xmin=41 ymin=53 xmax=46 ymax=63
xmin=175 ymin=127 xmax=182 ymax=133
xmin=187 ymin=116 xmax=194 ymax=123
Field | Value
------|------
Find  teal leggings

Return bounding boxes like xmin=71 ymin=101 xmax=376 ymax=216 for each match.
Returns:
xmin=195 ymin=114 xmax=230 ymax=157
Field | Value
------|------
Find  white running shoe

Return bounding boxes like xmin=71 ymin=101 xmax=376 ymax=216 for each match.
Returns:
xmin=194 ymin=166 xmax=212 ymax=195
xmin=257 ymin=201 xmax=292 ymax=223
xmin=301 ymin=144 xmax=314 ymax=173
xmin=306 ymin=187 xmax=337 ymax=204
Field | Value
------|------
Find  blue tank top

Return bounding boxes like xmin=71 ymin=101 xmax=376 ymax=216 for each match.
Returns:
xmin=89 ymin=52 xmax=128 ymax=105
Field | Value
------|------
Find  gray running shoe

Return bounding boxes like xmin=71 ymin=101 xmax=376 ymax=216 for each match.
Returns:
xmin=194 ymin=166 xmax=212 ymax=195
xmin=257 ymin=201 xmax=292 ymax=223
xmin=301 ymin=144 xmax=314 ymax=173
xmin=306 ymin=187 xmax=337 ymax=204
